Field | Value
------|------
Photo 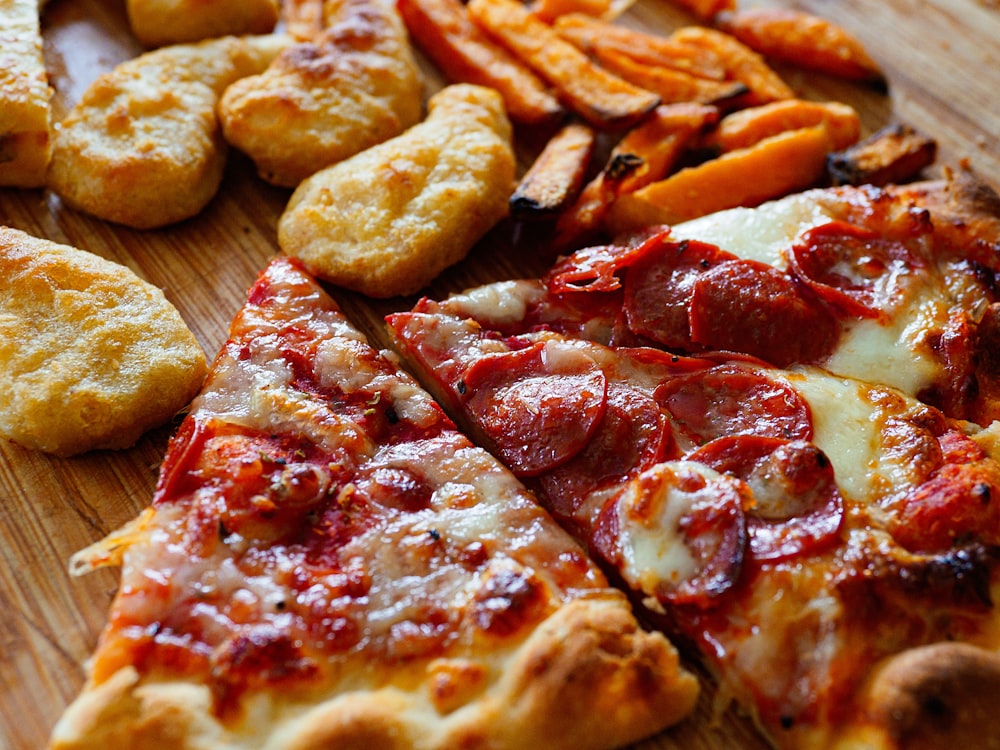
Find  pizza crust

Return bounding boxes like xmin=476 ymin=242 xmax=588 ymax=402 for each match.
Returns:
xmin=51 ymin=597 xmax=698 ymax=750
xmin=892 ymin=167 xmax=1000 ymax=246
xmin=862 ymin=642 xmax=1000 ymax=750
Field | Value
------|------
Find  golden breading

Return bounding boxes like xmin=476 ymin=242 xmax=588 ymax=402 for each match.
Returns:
xmin=278 ymin=84 xmax=515 ymax=298
xmin=218 ymin=0 xmax=423 ymax=187
xmin=0 ymin=0 xmax=53 ymax=188
xmin=47 ymin=34 xmax=289 ymax=229
xmin=0 ymin=227 xmax=207 ymax=457
xmin=126 ymin=0 xmax=280 ymax=48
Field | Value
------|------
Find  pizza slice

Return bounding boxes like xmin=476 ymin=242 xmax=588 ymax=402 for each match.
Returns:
xmin=49 ymin=257 xmax=698 ymax=750
xmin=386 ymin=253 xmax=1000 ymax=748
xmin=441 ymin=168 xmax=1000 ymax=425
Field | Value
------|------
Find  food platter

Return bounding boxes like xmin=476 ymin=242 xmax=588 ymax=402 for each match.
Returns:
xmin=1 ymin=0 xmax=998 ymax=747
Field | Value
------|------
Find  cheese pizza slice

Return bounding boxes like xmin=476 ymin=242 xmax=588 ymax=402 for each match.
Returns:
xmin=50 ymin=257 xmax=698 ymax=750
xmin=387 ymin=265 xmax=1000 ymax=748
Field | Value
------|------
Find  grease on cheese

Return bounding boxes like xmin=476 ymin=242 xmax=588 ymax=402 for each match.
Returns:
xmin=784 ymin=367 xmax=926 ymax=504
xmin=822 ymin=280 xmax=951 ymax=397
xmin=447 ymin=280 xmax=544 ymax=326
xmin=615 ymin=461 xmax=730 ymax=599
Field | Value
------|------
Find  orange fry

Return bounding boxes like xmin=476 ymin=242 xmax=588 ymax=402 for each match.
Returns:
xmin=715 ymin=8 xmax=888 ymax=91
xmin=552 ymin=13 xmax=726 ymax=80
xmin=467 ymin=0 xmax=660 ymax=130
xmin=398 ymin=0 xmax=564 ymax=126
xmin=669 ymin=25 xmax=794 ymax=106
xmin=611 ymin=102 xmax=719 ymax=194
xmin=608 ymin=124 xmax=833 ymax=231
xmin=530 ymin=0 xmax=633 ymax=23
xmin=669 ymin=0 xmax=734 ymax=22
xmin=595 ymin=47 xmax=749 ymax=106
xmin=703 ymin=99 xmax=861 ymax=153
xmin=555 ymin=102 xmax=717 ymax=248
xmin=827 ymin=123 xmax=937 ymax=187
xmin=510 ymin=122 xmax=597 ymax=216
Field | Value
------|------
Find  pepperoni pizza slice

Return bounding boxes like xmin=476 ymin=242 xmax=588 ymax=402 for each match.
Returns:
xmin=386 ymin=237 xmax=1000 ymax=747
xmin=49 ymin=257 xmax=699 ymax=750
xmin=445 ymin=168 xmax=1000 ymax=426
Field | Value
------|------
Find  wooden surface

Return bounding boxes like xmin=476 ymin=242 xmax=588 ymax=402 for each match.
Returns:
xmin=1 ymin=0 xmax=999 ymax=748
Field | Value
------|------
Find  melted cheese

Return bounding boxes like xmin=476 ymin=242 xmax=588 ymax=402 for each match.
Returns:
xmin=447 ymin=280 xmax=544 ymax=325
xmin=783 ymin=367 xmax=924 ymax=504
xmin=615 ymin=461 xmax=732 ymax=599
xmin=821 ymin=281 xmax=951 ymax=397
xmin=672 ymin=190 xmax=835 ymax=268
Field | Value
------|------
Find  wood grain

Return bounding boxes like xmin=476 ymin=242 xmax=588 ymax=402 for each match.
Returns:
xmin=1 ymin=0 xmax=998 ymax=748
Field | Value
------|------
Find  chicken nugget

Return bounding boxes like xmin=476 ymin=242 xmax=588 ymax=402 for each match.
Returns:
xmin=0 ymin=0 xmax=53 ymax=188
xmin=218 ymin=0 xmax=422 ymax=187
xmin=47 ymin=34 xmax=289 ymax=229
xmin=0 ymin=227 xmax=207 ymax=456
xmin=126 ymin=0 xmax=280 ymax=48
xmin=278 ymin=84 xmax=515 ymax=298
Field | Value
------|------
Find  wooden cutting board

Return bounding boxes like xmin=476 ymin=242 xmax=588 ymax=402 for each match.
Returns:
xmin=1 ymin=0 xmax=998 ymax=747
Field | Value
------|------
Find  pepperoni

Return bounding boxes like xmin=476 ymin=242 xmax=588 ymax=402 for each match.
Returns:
xmin=593 ymin=462 xmax=748 ymax=609
xmin=353 ymin=465 xmax=435 ymax=513
xmin=460 ymin=342 xmax=608 ymax=476
xmin=919 ymin=311 xmax=979 ymax=421
xmin=538 ymin=382 xmax=677 ymax=526
xmin=687 ymin=258 xmax=841 ymax=367
xmin=655 ymin=364 xmax=813 ymax=450
xmin=623 ymin=238 xmax=738 ymax=350
xmin=938 ymin=428 xmax=987 ymax=464
xmin=546 ymin=234 xmax=658 ymax=294
xmin=787 ymin=221 xmax=920 ymax=320
xmin=890 ymin=456 xmax=1000 ymax=553
xmin=688 ymin=436 xmax=844 ymax=561
xmin=154 ymin=416 xmax=211 ymax=504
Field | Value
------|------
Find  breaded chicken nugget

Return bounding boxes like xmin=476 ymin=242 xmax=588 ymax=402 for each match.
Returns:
xmin=127 ymin=0 xmax=280 ymax=48
xmin=47 ymin=34 xmax=289 ymax=229
xmin=0 ymin=0 xmax=53 ymax=188
xmin=278 ymin=84 xmax=515 ymax=298
xmin=218 ymin=0 xmax=422 ymax=187
xmin=0 ymin=227 xmax=207 ymax=457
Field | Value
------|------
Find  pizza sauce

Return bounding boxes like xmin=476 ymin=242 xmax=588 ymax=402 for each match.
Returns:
xmin=72 ymin=259 xmax=629 ymax=719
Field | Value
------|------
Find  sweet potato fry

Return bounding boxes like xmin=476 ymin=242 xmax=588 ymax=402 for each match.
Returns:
xmin=398 ymin=0 xmax=564 ymax=126
xmin=552 ymin=13 xmax=726 ymax=80
xmin=669 ymin=0 xmax=734 ymax=22
xmin=703 ymin=99 xmax=861 ymax=153
xmin=554 ymin=102 xmax=717 ymax=247
xmin=715 ymin=8 xmax=888 ymax=92
xmin=612 ymin=102 xmax=719 ymax=194
xmin=608 ymin=124 xmax=832 ymax=231
xmin=467 ymin=0 xmax=660 ymax=130
xmin=510 ymin=122 xmax=596 ymax=217
xmin=530 ymin=0 xmax=633 ymax=23
xmin=827 ymin=123 xmax=937 ymax=186
xmin=669 ymin=26 xmax=794 ymax=106
xmin=595 ymin=47 xmax=749 ymax=106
